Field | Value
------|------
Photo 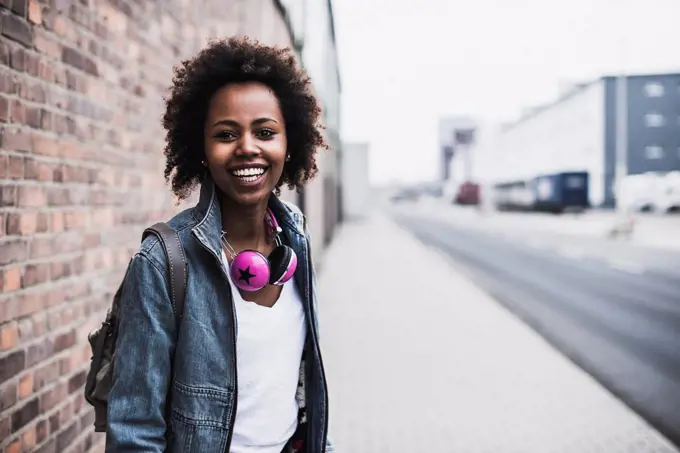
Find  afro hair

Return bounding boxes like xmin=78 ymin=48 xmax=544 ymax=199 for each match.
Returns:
xmin=162 ymin=36 xmax=327 ymax=200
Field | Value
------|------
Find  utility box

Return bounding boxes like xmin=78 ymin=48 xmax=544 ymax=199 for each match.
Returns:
xmin=341 ymin=142 xmax=371 ymax=220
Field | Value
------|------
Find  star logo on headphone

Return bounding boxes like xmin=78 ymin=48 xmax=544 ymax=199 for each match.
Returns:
xmin=238 ymin=266 xmax=256 ymax=285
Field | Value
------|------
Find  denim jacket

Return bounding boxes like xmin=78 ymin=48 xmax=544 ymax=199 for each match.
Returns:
xmin=105 ymin=179 xmax=334 ymax=453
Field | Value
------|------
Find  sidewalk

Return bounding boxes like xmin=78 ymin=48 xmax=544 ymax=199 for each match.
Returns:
xmin=316 ymin=214 xmax=678 ymax=453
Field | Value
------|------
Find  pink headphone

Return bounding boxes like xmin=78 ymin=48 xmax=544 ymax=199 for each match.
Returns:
xmin=221 ymin=208 xmax=298 ymax=292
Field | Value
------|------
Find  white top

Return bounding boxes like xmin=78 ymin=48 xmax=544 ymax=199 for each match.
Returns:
xmin=222 ymin=250 xmax=307 ymax=453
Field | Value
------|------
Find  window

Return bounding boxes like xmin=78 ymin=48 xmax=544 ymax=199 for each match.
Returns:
xmin=645 ymin=145 xmax=664 ymax=159
xmin=644 ymin=82 xmax=665 ymax=97
xmin=645 ymin=113 xmax=666 ymax=127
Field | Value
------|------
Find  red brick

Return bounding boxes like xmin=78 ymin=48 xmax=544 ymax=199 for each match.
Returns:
xmin=0 ymin=69 xmax=16 ymax=94
xmin=6 ymin=212 xmax=37 ymax=235
xmin=0 ymin=153 xmax=7 ymax=177
xmin=16 ymin=291 xmax=43 ymax=318
xmin=40 ymin=382 xmax=66 ymax=412
xmin=34 ymin=361 xmax=59 ymax=391
xmin=11 ymin=396 xmax=39 ymax=432
xmin=0 ymin=382 xmax=18 ymax=411
xmin=63 ymin=211 xmax=86 ymax=229
xmin=0 ymin=240 xmax=27 ymax=265
xmin=35 ymin=418 xmax=48 ymax=443
xmin=18 ymin=373 xmax=33 ymax=399
xmin=2 ymin=14 xmax=33 ymax=48
xmin=25 ymin=158 xmax=54 ymax=181
xmin=0 ymin=416 xmax=10 ymax=443
xmin=7 ymin=155 xmax=23 ymax=179
xmin=22 ymin=424 xmax=38 ymax=450
xmin=28 ymin=237 xmax=53 ymax=259
xmin=0 ymin=350 xmax=25 ymax=384
xmin=46 ymin=187 xmax=68 ymax=206
xmin=0 ymin=323 xmax=19 ymax=352
xmin=3 ymin=266 xmax=22 ymax=291
xmin=23 ymin=263 xmax=51 ymax=287
xmin=10 ymin=99 xmax=26 ymax=124
xmin=37 ymin=212 xmax=49 ymax=232
xmin=6 ymin=439 xmax=20 ymax=453
xmin=11 ymin=0 xmax=28 ymax=17
xmin=2 ymin=128 xmax=32 ymax=152
xmin=0 ymin=95 xmax=8 ymax=122
xmin=56 ymin=420 xmax=78 ymax=452
xmin=17 ymin=185 xmax=46 ymax=207
xmin=29 ymin=0 xmax=43 ymax=25
xmin=51 ymin=212 xmax=64 ymax=232
xmin=31 ymin=133 xmax=58 ymax=157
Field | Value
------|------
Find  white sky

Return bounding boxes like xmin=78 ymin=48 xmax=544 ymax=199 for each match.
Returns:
xmin=333 ymin=0 xmax=680 ymax=185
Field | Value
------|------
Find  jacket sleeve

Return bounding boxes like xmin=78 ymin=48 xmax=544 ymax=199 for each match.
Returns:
xmin=105 ymin=251 xmax=176 ymax=452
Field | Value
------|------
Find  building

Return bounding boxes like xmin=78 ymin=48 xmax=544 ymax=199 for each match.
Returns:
xmin=438 ymin=116 xmax=477 ymax=200
xmin=0 ymin=1 xmax=340 ymax=452
xmin=340 ymin=142 xmax=370 ymax=220
xmin=481 ymin=73 xmax=680 ymax=208
xmin=285 ymin=0 xmax=342 ymax=256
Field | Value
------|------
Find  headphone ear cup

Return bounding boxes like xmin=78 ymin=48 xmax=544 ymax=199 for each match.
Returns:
xmin=230 ymin=250 xmax=271 ymax=292
xmin=268 ymin=245 xmax=298 ymax=285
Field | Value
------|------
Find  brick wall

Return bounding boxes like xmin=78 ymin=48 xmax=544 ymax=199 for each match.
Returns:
xmin=0 ymin=1 xmax=295 ymax=452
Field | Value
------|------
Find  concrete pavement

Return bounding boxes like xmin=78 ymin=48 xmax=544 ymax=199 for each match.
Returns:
xmin=316 ymin=214 xmax=679 ymax=453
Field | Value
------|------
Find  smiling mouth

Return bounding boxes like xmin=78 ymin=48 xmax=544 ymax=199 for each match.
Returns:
xmin=230 ymin=166 xmax=268 ymax=183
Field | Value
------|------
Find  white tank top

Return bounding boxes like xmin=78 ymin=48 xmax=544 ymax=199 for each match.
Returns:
xmin=221 ymin=250 xmax=307 ymax=453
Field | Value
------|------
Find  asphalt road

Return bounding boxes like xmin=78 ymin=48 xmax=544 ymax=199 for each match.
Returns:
xmin=391 ymin=209 xmax=680 ymax=448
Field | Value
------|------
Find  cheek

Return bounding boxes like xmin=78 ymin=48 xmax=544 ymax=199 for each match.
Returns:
xmin=205 ymin=140 xmax=232 ymax=165
xmin=267 ymin=137 xmax=287 ymax=165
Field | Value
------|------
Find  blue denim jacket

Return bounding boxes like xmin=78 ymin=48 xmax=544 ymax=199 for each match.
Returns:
xmin=106 ymin=179 xmax=333 ymax=453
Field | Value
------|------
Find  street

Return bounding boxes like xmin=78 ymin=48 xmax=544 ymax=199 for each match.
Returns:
xmin=391 ymin=204 xmax=680 ymax=447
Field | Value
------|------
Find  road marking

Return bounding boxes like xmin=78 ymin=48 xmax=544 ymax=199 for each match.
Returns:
xmin=607 ymin=259 xmax=646 ymax=275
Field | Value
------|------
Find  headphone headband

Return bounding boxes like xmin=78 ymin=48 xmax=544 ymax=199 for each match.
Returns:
xmin=265 ymin=208 xmax=281 ymax=236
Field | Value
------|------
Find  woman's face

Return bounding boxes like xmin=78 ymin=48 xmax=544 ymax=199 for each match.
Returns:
xmin=204 ymin=81 xmax=287 ymax=207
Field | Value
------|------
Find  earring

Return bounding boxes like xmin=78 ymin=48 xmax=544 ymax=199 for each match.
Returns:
xmin=285 ymin=154 xmax=291 ymax=162
xmin=201 ymin=160 xmax=207 ymax=166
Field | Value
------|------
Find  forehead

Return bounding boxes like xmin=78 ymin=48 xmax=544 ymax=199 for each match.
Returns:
xmin=207 ymin=82 xmax=282 ymax=119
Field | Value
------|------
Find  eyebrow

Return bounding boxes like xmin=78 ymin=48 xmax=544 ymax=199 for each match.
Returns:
xmin=212 ymin=118 xmax=279 ymax=128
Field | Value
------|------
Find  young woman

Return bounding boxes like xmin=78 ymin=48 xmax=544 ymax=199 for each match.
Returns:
xmin=105 ymin=37 xmax=334 ymax=453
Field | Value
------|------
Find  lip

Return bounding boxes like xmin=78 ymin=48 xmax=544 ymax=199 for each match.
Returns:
xmin=228 ymin=163 xmax=269 ymax=172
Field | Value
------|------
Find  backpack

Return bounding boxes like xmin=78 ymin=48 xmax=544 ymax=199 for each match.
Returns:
xmin=84 ymin=222 xmax=188 ymax=433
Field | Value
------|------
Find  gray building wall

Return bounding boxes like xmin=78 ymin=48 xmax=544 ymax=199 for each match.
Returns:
xmin=603 ymin=73 xmax=680 ymax=206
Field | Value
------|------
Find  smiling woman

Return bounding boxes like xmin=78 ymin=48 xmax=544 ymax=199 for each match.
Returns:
xmin=103 ymin=36 xmax=336 ymax=453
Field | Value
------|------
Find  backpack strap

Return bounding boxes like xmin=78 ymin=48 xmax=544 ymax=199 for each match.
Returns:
xmin=142 ymin=223 xmax=188 ymax=330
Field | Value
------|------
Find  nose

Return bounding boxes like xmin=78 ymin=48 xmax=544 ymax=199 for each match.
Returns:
xmin=236 ymin=132 xmax=260 ymax=158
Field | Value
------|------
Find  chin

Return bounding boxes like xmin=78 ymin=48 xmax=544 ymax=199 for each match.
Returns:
xmin=221 ymin=185 xmax=273 ymax=208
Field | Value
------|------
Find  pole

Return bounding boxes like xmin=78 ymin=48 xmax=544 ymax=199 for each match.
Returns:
xmin=614 ymin=0 xmax=628 ymax=212
xmin=614 ymin=74 xmax=628 ymax=210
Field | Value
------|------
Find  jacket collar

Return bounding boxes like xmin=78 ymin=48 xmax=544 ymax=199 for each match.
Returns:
xmin=191 ymin=176 xmax=305 ymax=261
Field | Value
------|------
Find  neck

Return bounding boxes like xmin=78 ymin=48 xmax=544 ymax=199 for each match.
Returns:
xmin=219 ymin=194 xmax=270 ymax=244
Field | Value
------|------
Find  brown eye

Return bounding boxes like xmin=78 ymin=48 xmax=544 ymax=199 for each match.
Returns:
xmin=215 ymin=131 xmax=236 ymax=141
xmin=257 ymin=129 xmax=276 ymax=139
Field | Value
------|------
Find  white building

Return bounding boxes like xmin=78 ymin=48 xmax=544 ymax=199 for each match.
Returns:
xmin=278 ymin=0 xmax=342 ymax=257
xmin=471 ymin=73 xmax=680 ymax=208
xmin=340 ymin=142 xmax=371 ymax=220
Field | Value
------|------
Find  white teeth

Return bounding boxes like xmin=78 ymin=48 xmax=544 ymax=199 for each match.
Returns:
xmin=232 ymin=167 xmax=266 ymax=178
